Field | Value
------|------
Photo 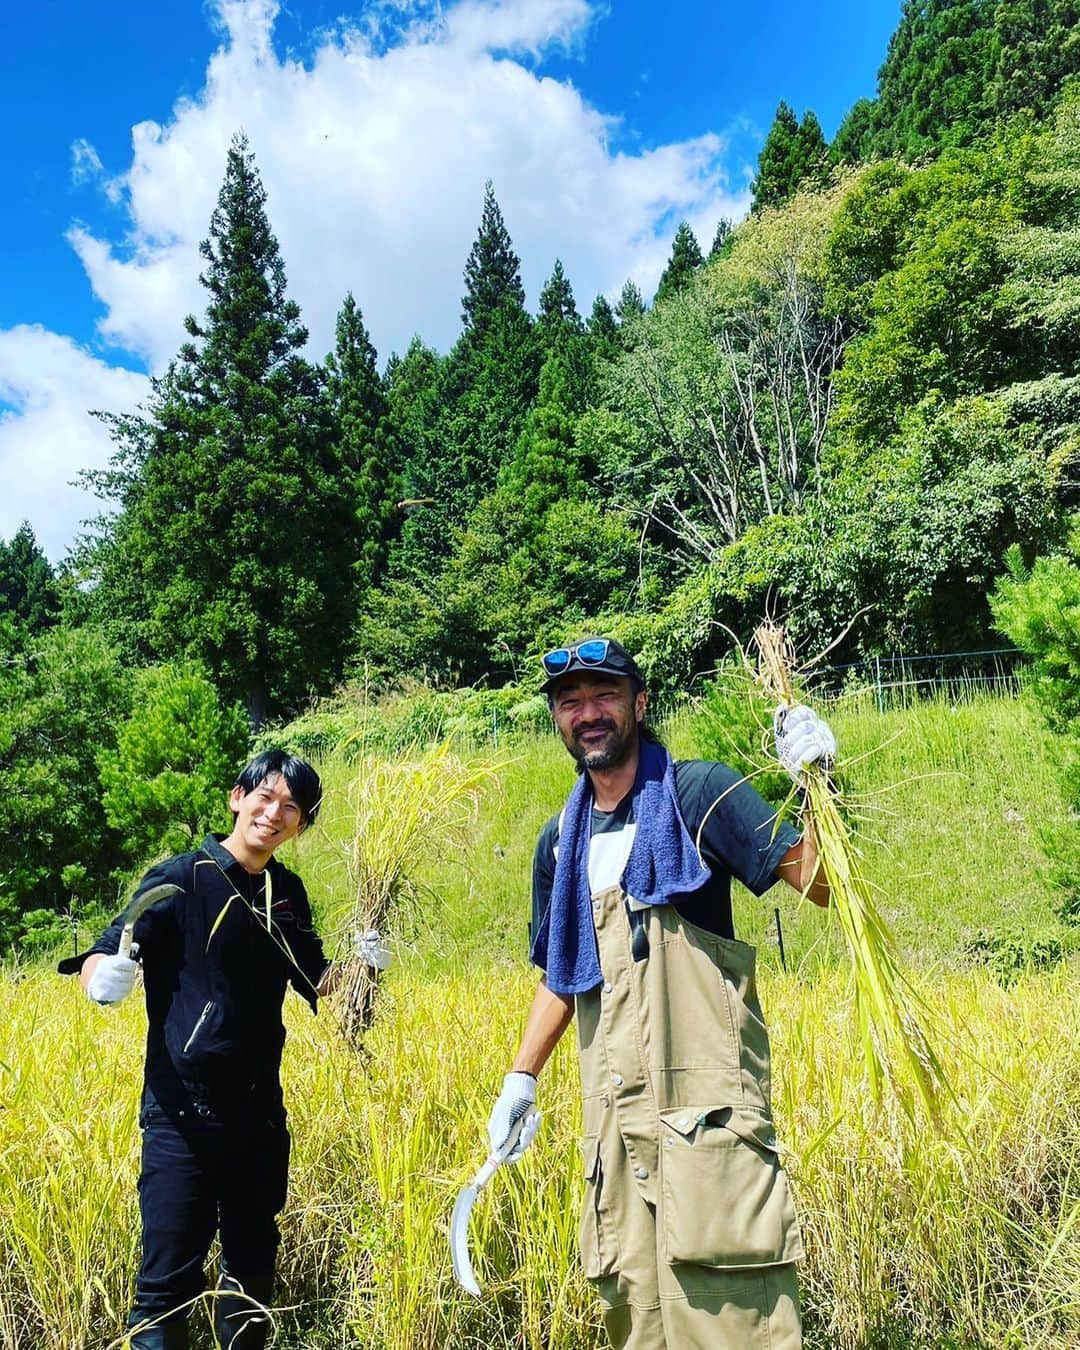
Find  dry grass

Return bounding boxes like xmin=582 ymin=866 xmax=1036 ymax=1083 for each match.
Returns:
xmin=304 ymin=742 xmax=503 ymax=1042
xmin=1 ymin=960 xmax=1077 ymax=1348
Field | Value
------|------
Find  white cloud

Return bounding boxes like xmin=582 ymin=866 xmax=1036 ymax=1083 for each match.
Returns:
xmin=442 ymin=0 xmax=597 ymax=56
xmin=70 ymin=0 xmax=749 ymax=368
xmin=8 ymin=0 xmax=751 ymax=559
xmin=70 ymin=138 xmax=105 ymax=186
xmin=0 ymin=328 xmax=148 ymax=562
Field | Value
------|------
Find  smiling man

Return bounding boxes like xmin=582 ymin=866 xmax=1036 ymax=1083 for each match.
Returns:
xmin=59 ymin=750 xmax=332 ymax=1350
xmin=484 ymin=637 xmax=834 ymax=1350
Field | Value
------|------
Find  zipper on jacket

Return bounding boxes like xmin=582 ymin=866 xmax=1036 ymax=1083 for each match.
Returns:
xmin=182 ymin=1001 xmax=215 ymax=1056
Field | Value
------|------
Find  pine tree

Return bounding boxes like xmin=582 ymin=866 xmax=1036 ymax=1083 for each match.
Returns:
xmin=870 ymin=0 xmax=995 ymax=159
xmin=708 ymin=218 xmax=733 ymax=261
xmin=794 ymin=110 xmax=829 ymax=188
xmin=499 ymin=347 xmax=588 ymax=525
xmin=83 ymin=133 xmax=357 ymax=723
xmin=831 ymin=98 xmax=878 ymax=166
xmin=752 ymin=103 xmax=830 ymax=211
xmin=615 ymin=280 xmax=647 ymax=324
xmin=434 ymin=182 xmax=540 ymax=523
xmin=383 ymin=337 xmax=449 ymax=578
xmin=752 ymin=101 xmax=802 ymax=211
xmin=387 ymin=336 xmax=444 ymax=500
xmin=325 ymin=293 xmax=401 ymax=596
xmin=0 ymin=523 xmax=59 ymax=635
xmin=655 ymin=221 xmax=705 ymax=303
xmin=538 ymin=259 xmax=583 ymax=347
xmin=441 ymin=302 xmax=540 ymax=517
xmin=587 ymin=294 xmax=620 ymax=366
xmin=826 ymin=1 xmax=1076 ymax=169
xmin=461 ymin=179 xmax=527 ymax=338
xmin=990 ymin=0 xmax=1080 ymax=122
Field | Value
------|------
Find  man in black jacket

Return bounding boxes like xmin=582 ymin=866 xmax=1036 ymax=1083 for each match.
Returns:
xmin=60 ymin=750 xmax=333 ymax=1350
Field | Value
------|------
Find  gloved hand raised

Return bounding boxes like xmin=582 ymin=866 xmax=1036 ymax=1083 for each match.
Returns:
xmin=86 ymin=953 xmax=139 ymax=1005
xmin=487 ymin=1071 xmax=542 ymax=1163
xmin=774 ymin=704 xmax=837 ymax=780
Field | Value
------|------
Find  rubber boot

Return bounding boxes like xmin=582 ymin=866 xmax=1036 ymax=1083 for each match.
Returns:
xmin=213 ymin=1270 xmax=275 ymax=1349
xmin=125 ymin=1310 xmax=190 ymax=1349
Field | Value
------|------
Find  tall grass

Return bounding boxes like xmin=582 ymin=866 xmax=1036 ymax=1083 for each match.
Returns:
xmin=1 ymin=962 xmax=1077 ymax=1348
xmin=4 ymin=690 xmax=1078 ymax=1347
xmin=755 ymin=619 xmax=949 ymax=1123
xmin=306 ymin=742 xmax=503 ymax=1040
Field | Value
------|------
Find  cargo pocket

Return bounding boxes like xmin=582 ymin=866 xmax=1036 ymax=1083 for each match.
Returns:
xmin=659 ymin=1107 xmax=804 ymax=1268
xmin=579 ymin=1135 xmax=617 ymax=1280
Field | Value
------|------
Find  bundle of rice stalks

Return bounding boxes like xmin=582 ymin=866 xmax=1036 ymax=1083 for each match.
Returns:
xmin=321 ymin=741 xmax=503 ymax=1044
xmin=754 ymin=619 xmax=950 ymax=1126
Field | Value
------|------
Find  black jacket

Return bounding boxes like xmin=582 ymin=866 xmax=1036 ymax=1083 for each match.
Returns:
xmin=60 ymin=835 xmax=329 ymax=1114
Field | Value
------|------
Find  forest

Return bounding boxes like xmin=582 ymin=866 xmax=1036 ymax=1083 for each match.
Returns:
xmin=2 ymin=0 xmax=1080 ymax=948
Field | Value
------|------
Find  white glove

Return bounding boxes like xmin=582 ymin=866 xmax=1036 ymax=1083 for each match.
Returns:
xmin=487 ymin=1071 xmax=542 ymax=1162
xmin=774 ymin=704 xmax=837 ymax=780
xmin=86 ymin=953 xmax=139 ymax=1005
xmin=353 ymin=929 xmax=392 ymax=971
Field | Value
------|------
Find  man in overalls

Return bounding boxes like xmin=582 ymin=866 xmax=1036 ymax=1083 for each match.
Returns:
xmin=486 ymin=637 xmax=834 ymax=1349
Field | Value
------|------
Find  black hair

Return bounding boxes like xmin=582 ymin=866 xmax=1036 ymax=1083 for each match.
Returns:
xmin=234 ymin=749 xmax=323 ymax=826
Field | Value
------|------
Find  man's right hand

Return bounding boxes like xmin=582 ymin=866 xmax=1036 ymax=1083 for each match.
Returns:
xmin=487 ymin=1071 xmax=542 ymax=1162
xmin=86 ymin=953 xmax=139 ymax=1005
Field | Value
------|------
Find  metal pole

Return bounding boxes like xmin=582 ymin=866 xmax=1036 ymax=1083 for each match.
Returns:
xmin=774 ymin=907 xmax=787 ymax=972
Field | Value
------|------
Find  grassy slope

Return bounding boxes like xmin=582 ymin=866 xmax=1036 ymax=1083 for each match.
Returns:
xmin=291 ymin=690 xmax=1069 ymax=981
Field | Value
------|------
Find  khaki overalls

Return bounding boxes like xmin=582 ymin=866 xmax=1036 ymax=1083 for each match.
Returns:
xmin=575 ymin=883 xmax=803 ymax=1350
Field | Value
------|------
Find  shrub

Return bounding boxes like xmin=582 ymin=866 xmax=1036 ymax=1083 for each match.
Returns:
xmin=0 ymin=625 xmax=130 ymax=947
xmin=690 ymin=661 xmax=793 ymax=811
xmin=97 ymin=663 xmax=250 ymax=862
xmin=963 ymin=930 xmax=1066 ymax=986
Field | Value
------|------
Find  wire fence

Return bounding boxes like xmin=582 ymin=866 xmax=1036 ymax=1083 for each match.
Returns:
xmin=815 ymin=647 xmax=1024 ymax=710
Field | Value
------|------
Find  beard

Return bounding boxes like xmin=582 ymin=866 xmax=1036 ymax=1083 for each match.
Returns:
xmin=567 ymin=718 xmax=637 ymax=772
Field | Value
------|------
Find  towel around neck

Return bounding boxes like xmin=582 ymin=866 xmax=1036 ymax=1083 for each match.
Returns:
xmin=531 ymin=738 xmax=711 ymax=995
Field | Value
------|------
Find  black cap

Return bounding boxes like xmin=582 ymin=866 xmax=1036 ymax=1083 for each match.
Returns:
xmin=540 ymin=635 xmax=646 ymax=694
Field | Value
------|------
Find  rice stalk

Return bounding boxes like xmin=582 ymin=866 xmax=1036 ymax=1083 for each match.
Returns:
xmin=318 ymin=741 xmax=504 ymax=1044
xmin=754 ymin=618 xmax=950 ymax=1126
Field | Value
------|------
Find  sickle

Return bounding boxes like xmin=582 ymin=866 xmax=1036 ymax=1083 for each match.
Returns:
xmin=449 ymin=1114 xmax=526 ymax=1297
xmin=118 ymin=883 xmax=183 ymax=959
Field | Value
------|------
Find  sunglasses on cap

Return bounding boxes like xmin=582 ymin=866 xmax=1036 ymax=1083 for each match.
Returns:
xmin=541 ymin=639 xmax=612 ymax=678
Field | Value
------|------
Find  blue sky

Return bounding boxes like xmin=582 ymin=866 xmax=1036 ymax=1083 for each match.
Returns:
xmin=0 ymin=0 xmax=900 ymax=559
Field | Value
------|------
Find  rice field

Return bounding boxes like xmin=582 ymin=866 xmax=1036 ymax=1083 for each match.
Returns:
xmin=0 ymin=690 xmax=1077 ymax=1348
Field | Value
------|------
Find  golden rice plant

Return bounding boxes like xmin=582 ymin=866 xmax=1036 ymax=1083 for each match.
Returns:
xmin=3 ymin=960 xmax=1078 ymax=1348
xmin=314 ymin=741 xmax=504 ymax=1043
xmin=754 ymin=618 xmax=950 ymax=1125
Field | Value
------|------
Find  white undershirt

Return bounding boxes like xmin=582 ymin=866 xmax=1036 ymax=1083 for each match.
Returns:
xmin=554 ymin=811 xmax=643 ymax=904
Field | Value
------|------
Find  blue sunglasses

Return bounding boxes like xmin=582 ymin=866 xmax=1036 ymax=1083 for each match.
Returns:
xmin=541 ymin=639 xmax=611 ymax=678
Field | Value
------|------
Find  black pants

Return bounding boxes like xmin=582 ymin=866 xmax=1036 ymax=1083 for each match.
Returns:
xmin=132 ymin=1094 xmax=290 ymax=1323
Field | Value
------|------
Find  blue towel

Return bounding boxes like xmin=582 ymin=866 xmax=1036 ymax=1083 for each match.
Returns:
xmin=531 ymin=739 xmax=712 ymax=995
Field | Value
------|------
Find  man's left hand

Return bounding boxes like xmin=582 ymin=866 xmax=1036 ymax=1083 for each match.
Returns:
xmin=774 ymin=704 xmax=836 ymax=779
xmin=353 ymin=929 xmax=392 ymax=971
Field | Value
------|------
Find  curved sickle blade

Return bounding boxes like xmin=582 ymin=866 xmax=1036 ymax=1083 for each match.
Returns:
xmin=118 ymin=883 xmax=182 ymax=959
xmin=450 ymin=1113 xmax=528 ymax=1296
xmin=450 ymin=1179 xmax=484 ymax=1296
